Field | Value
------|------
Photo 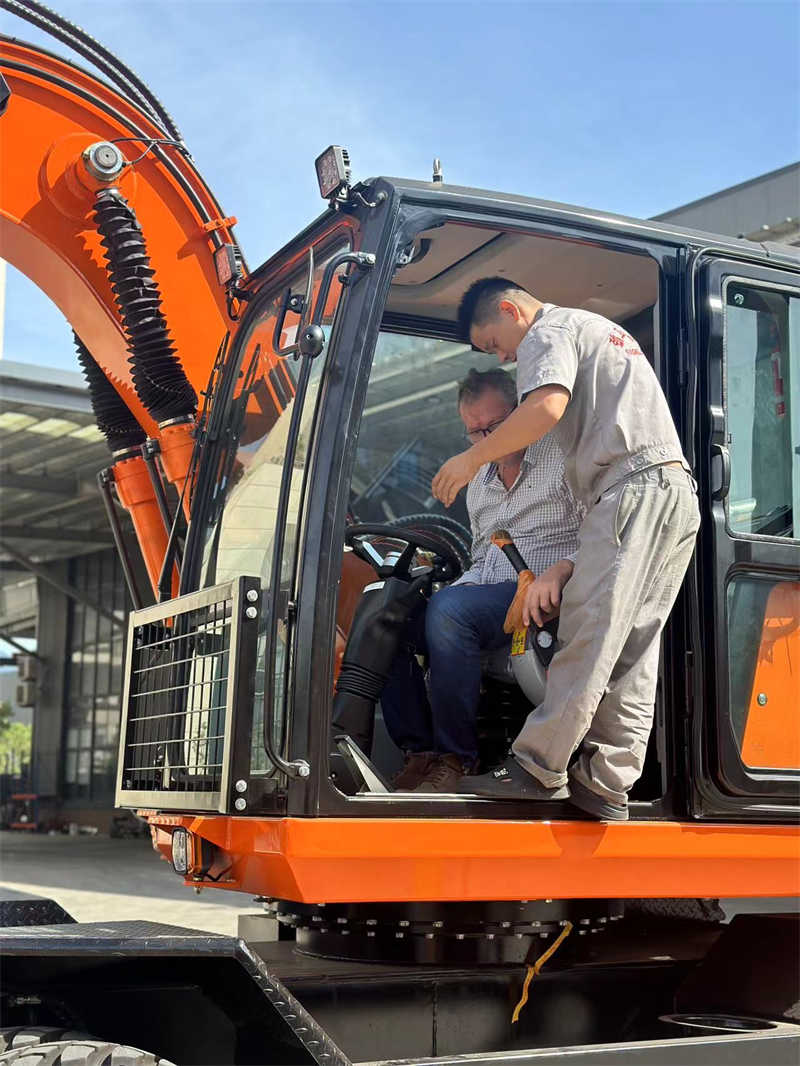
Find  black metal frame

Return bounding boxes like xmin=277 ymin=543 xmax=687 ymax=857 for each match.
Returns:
xmin=291 ymin=186 xmax=695 ymax=822
xmin=3 ymin=908 xmax=799 ymax=1065
xmin=688 ymin=255 xmax=800 ymax=819
xmin=261 ymin=248 xmax=376 ymax=781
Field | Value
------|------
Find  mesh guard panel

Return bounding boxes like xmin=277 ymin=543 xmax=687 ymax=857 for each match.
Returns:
xmin=115 ymin=577 xmax=260 ymax=813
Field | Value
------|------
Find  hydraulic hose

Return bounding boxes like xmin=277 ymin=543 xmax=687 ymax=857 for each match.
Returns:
xmin=0 ymin=0 xmax=183 ymax=141
xmin=93 ymin=187 xmax=197 ymax=424
xmin=73 ymin=333 xmax=146 ymax=454
xmin=74 ymin=334 xmax=177 ymax=599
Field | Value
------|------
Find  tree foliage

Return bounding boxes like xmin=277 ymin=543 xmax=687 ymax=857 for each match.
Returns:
xmin=0 ymin=700 xmax=31 ymax=774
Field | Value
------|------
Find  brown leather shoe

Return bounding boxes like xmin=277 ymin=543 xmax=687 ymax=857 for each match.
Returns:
xmin=392 ymin=751 xmax=436 ymax=791
xmin=414 ymin=753 xmax=470 ymax=793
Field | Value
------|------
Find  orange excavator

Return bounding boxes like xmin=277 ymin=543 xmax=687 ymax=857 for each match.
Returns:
xmin=1 ymin=4 xmax=799 ymax=1065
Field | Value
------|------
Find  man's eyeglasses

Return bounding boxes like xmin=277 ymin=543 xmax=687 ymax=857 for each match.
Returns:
xmin=465 ymin=419 xmax=506 ymax=445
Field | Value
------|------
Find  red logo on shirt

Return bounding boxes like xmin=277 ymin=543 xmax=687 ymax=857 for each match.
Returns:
xmin=609 ymin=328 xmax=642 ymax=355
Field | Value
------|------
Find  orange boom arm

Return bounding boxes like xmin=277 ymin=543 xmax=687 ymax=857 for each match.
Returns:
xmin=0 ymin=32 xmax=289 ymax=593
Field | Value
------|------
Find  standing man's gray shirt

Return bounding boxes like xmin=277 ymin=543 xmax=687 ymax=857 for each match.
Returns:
xmin=515 ymin=305 xmax=689 ymax=506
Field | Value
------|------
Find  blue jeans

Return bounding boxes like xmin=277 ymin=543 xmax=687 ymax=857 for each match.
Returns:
xmin=380 ymin=581 xmax=517 ymax=763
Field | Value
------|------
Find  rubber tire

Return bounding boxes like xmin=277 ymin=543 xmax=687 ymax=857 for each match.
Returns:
xmin=0 ymin=1033 xmax=89 ymax=1055
xmin=0 ymin=1038 xmax=175 ymax=1066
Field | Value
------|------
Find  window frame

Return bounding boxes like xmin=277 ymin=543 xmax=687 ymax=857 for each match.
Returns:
xmin=301 ymin=193 xmax=691 ymax=821
xmin=691 ymin=255 xmax=800 ymax=817
xmin=722 ymin=274 xmax=799 ymax=546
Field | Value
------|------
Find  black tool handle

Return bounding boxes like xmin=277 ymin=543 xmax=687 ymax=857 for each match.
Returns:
xmin=491 ymin=529 xmax=529 ymax=575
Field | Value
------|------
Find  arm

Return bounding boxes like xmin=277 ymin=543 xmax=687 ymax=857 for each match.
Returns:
xmin=432 ymin=386 xmax=570 ymax=507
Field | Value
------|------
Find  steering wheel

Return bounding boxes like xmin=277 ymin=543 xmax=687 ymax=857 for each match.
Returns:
xmin=345 ymin=523 xmax=463 ymax=582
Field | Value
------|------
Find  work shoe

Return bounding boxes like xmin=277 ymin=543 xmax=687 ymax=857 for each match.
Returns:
xmin=392 ymin=751 xmax=436 ymax=791
xmin=414 ymin=753 xmax=472 ymax=793
xmin=567 ymin=777 xmax=629 ymax=821
xmin=456 ymin=755 xmax=570 ymax=800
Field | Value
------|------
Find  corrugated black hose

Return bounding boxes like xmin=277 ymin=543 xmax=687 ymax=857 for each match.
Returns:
xmin=93 ymin=187 xmax=197 ymax=424
xmin=73 ymin=332 xmax=146 ymax=453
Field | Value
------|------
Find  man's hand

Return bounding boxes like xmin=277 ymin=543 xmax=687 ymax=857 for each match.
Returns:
xmin=432 ymin=449 xmax=480 ymax=508
xmin=522 ymin=559 xmax=574 ymax=627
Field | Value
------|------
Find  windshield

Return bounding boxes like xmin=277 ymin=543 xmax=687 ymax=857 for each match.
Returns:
xmin=201 ymin=238 xmax=351 ymax=588
xmin=349 ymin=330 xmax=500 ymax=531
xmin=198 ymin=235 xmax=352 ymax=775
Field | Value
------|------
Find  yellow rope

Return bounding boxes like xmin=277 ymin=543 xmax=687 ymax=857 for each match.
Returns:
xmin=511 ymin=920 xmax=573 ymax=1024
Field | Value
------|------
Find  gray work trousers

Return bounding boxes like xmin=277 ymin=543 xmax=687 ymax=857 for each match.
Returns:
xmin=512 ymin=464 xmax=700 ymax=809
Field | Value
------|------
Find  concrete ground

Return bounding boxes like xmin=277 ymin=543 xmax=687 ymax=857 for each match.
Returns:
xmin=0 ymin=831 xmax=267 ymax=935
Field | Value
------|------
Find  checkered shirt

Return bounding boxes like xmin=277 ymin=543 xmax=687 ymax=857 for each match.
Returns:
xmin=454 ymin=433 xmax=584 ymax=586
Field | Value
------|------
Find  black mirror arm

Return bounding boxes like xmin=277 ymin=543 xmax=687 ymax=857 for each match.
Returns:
xmin=272 ymin=246 xmax=316 ymax=358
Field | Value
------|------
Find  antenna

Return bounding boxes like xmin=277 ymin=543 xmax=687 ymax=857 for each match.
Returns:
xmin=432 ymin=158 xmax=443 ymax=184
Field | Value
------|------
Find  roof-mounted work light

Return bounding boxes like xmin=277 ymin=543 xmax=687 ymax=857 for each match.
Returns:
xmin=315 ymin=145 xmax=351 ymax=201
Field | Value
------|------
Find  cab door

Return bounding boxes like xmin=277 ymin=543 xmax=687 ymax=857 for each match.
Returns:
xmin=691 ymin=253 xmax=800 ymax=819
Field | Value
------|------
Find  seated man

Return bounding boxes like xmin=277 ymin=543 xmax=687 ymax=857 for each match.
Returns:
xmin=381 ymin=367 xmax=584 ymax=792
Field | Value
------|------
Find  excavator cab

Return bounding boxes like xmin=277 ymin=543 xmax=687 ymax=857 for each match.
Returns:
xmin=119 ymin=167 xmax=798 ymax=827
xmin=94 ymin=162 xmax=799 ymax=959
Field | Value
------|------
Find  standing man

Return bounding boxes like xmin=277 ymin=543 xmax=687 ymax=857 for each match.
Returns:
xmin=384 ymin=367 xmax=583 ymax=793
xmin=433 ymin=279 xmax=700 ymax=820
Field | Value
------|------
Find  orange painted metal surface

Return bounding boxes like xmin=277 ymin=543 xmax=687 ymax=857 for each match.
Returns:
xmin=145 ymin=814 xmax=800 ymax=903
xmin=0 ymin=40 xmax=233 ymax=426
xmin=113 ymin=455 xmax=178 ymax=598
xmin=0 ymin=39 xmax=293 ymax=589
xmin=158 ymin=421 xmax=196 ymax=520
xmin=742 ymin=581 xmax=800 ymax=770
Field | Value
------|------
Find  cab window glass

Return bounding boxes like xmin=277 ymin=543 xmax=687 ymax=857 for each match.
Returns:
xmin=200 ymin=236 xmax=351 ymax=775
xmin=350 ymin=331 xmax=499 ymax=530
xmin=725 ymin=283 xmax=799 ymax=538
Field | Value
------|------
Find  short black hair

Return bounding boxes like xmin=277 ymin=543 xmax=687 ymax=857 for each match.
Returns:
xmin=457 ymin=277 xmax=528 ymax=342
xmin=457 ymin=367 xmax=516 ymax=408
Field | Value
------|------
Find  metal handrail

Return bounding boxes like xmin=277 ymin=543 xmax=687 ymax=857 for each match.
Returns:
xmin=261 ymin=249 xmax=375 ymax=779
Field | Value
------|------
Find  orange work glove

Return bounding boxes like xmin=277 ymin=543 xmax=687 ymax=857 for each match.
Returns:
xmin=503 ymin=569 xmax=535 ymax=634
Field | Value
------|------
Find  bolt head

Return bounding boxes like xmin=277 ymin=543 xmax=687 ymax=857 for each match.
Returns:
xmin=757 ymin=692 xmax=768 ymax=706
xmin=245 ymin=605 xmax=258 ymax=620
xmin=235 ymin=779 xmax=247 ymax=793
xmin=296 ymin=761 xmax=311 ymax=778
xmin=234 ymin=797 xmax=246 ymax=811
xmin=84 ymin=141 xmax=125 ymax=181
xmin=246 ymin=588 xmax=259 ymax=603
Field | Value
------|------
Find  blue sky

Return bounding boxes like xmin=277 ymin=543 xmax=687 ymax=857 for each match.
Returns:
xmin=2 ymin=0 xmax=798 ymax=371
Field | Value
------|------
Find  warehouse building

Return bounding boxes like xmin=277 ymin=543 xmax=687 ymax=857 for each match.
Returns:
xmin=0 ymin=360 xmax=140 ymax=829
